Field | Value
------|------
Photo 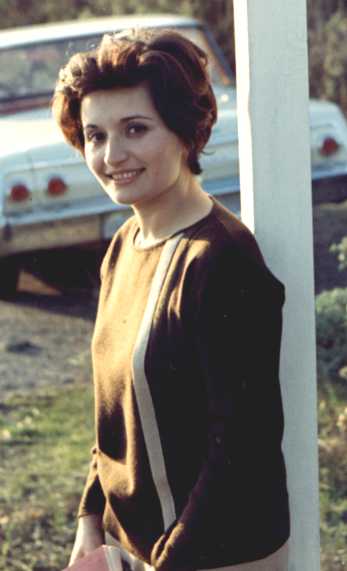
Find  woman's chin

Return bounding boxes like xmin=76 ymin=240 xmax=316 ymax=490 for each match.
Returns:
xmin=105 ymin=188 xmax=136 ymax=206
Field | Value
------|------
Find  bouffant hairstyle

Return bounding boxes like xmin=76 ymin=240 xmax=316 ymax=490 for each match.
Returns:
xmin=52 ymin=28 xmax=217 ymax=175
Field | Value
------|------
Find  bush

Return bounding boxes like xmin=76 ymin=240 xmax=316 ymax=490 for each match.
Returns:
xmin=316 ymin=288 xmax=347 ymax=383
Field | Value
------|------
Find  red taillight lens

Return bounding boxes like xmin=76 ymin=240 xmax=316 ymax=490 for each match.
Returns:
xmin=320 ymin=137 xmax=340 ymax=157
xmin=10 ymin=183 xmax=31 ymax=202
xmin=47 ymin=177 xmax=68 ymax=196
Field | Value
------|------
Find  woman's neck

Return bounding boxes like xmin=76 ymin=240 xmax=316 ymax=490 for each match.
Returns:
xmin=132 ymin=178 xmax=213 ymax=246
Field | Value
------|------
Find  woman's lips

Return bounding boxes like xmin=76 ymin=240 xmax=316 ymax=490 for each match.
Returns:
xmin=107 ymin=168 xmax=144 ymax=185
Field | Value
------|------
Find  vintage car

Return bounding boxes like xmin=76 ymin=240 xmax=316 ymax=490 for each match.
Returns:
xmin=1 ymin=14 xmax=347 ymax=297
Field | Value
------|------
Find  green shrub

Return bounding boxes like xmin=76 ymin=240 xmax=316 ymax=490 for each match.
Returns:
xmin=316 ymin=288 xmax=347 ymax=383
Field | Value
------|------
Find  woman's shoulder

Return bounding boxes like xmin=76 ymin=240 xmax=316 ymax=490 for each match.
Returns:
xmin=100 ymin=214 xmax=136 ymax=279
xmin=184 ymin=198 xmax=284 ymax=296
xmin=186 ymin=198 xmax=263 ymax=268
xmin=109 ymin=213 xmax=137 ymax=245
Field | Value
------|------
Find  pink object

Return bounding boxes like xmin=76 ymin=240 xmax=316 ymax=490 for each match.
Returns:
xmin=63 ymin=545 xmax=122 ymax=571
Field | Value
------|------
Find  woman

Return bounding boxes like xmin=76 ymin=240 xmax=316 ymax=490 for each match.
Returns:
xmin=53 ymin=29 xmax=290 ymax=570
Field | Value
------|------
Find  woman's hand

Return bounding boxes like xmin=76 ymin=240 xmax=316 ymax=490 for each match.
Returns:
xmin=68 ymin=514 xmax=104 ymax=565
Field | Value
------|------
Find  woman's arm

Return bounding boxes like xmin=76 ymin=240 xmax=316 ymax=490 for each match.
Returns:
xmin=69 ymin=446 xmax=106 ymax=564
xmin=78 ymin=445 xmax=106 ymax=518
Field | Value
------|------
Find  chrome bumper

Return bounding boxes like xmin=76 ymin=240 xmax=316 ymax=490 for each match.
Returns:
xmin=0 ymin=201 xmax=132 ymax=257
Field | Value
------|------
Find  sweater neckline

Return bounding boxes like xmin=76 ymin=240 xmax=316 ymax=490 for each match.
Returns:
xmin=132 ymin=195 xmax=217 ymax=252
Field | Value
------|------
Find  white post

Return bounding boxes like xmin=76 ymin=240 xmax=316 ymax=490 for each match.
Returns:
xmin=233 ymin=1 xmax=320 ymax=570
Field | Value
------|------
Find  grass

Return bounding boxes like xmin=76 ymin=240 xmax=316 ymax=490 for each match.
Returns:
xmin=319 ymin=379 xmax=347 ymax=571
xmin=0 ymin=377 xmax=346 ymax=570
xmin=0 ymin=383 xmax=94 ymax=571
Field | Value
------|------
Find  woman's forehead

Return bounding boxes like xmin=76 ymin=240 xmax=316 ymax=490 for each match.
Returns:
xmin=81 ymin=84 xmax=157 ymax=124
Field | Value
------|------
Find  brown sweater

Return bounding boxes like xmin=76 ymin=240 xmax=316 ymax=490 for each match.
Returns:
xmin=78 ymin=197 xmax=290 ymax=570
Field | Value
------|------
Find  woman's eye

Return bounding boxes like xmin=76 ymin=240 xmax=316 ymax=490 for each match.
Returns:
xmin=126 ymin=123 xmax=148 ymax=136
xmin=86 ymin=131 xmax=105 ymax=144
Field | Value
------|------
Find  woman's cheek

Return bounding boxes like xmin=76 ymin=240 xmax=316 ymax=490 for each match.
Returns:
xmin=86 ymin=150 xmax=101 ymax=176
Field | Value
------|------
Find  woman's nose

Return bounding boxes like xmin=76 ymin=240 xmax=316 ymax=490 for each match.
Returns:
xmin=104 ymin=136 xmax=128 ymax=166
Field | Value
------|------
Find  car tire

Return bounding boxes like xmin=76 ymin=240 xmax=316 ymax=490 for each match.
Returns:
xmin=0 ymin=256 xmax=20 ymax=299
xmin=25 ymin=247 xmax=105 ymax=294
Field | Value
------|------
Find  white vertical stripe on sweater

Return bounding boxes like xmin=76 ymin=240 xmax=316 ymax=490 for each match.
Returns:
xmin=132 ymin=233 xmax=183 ymax=530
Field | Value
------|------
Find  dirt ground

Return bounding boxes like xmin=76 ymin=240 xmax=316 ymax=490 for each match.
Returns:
xmin=0 ymin=273 xmax=97 ymax=400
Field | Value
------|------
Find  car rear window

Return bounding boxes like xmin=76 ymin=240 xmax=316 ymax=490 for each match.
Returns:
xmin=0 ymin=26 xmax=232 ymax=105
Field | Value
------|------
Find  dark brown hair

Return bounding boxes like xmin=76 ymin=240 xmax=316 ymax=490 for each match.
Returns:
xmin=52 ymin=28 xmax=217 ymax=175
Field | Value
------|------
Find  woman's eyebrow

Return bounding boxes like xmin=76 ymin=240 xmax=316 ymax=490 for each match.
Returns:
xmin=83 ymin=115 xmax=154 ymax=131
xmin=120 ymin=114 xmax=154 ymax=123
xmin=83 ymin=124 xmax=98 ymax=131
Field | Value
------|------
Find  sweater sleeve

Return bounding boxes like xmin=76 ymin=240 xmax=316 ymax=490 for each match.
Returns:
xmin=77 ymin=445 xmax=106 ymax=518
xmin=150 ymin=248 xmax=286 ymax=571
xmin=77 ymin=220 xmax=135 ymax=520
xmin=77 ymin=245 xmax=113 ymax=519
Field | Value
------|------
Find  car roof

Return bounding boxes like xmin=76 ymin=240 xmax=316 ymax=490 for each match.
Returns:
xmin=0 ymin=14 xmax=201 ymax=49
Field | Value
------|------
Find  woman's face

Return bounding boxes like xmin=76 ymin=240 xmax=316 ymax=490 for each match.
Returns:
xmin=80 ymin=84 xmax=191 ymax=208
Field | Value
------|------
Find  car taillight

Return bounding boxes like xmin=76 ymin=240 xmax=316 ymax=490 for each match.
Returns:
xmin=9 ymin=183 xmax=31 ymax=202
xmin=319 ymin=137 xmax=340 ymax=157
xmin=47 ymin=176 xmax=68 ymax=196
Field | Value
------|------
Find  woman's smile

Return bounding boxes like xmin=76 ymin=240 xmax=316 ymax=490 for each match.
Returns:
xmin=106 ymin=168 xmax=146 ymax=186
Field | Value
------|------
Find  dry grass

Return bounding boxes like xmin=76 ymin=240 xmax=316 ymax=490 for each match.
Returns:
xmin=0 ymin=383 xmax=94 ymax=570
